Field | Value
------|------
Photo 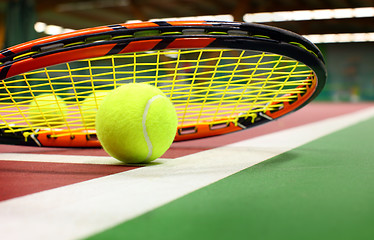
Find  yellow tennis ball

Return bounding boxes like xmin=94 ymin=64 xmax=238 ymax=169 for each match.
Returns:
xmin=28 ymin=94 xmax=67 ymax=127
xmin=96 ymin=83 xmax=178 ymax=164
xmin=81 ymin=91 xmax=108 ymax=127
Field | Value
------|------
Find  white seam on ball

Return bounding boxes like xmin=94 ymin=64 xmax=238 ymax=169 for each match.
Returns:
xmin=142 ymin=95 xmax=164 ymax=162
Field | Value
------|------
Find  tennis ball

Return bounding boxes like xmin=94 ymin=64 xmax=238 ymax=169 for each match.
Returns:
xmin=28 ymin=93 xmax=67 ymax=127
xmin=96 ymin=83 xmax=178 ymax=164
xmin=81 ymin=91 xmax=108 ymax=127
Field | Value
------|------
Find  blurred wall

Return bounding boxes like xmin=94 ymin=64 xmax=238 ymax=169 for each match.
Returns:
xmin=317 ymin=42 xmax=374 ymax=102
xmin=2 ymin=0 xmax=37 ymax=48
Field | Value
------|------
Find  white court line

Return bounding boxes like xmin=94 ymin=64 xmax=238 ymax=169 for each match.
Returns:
xmin=1 ymin=106 xmax=374 ymax=240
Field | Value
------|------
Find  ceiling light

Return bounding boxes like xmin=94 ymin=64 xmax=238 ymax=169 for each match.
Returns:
xmin=292 ymin=10 xmax=313 ymax=21
xmin=333 ymin=8 xmax=354 ymax=19
xmin=34 ymin=22 xmax=47 ymax=33
xmin=149 ymin=14 xmax=234 ymax=22
xmin=303 ymin=32 xmax=374 ymax=43
xmin=244 ymin=7 xmax=374 ymax=23
xmin=272 ymin=11 xmax=292 ymax=22
xmin=353 ymin=7 xmax=374 ymax=17
xmin=44 ymin=25 xmax=63 ymax=35
xmin=34 ymin=21 xmax=76 ymax=35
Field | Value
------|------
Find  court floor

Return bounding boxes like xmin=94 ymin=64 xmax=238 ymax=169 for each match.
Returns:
xmin=1 ymin=102 xmax=374 ymax=240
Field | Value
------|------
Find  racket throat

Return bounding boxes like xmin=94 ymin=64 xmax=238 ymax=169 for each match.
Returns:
xmin=237 ymin=112 xmax=273 ymax=129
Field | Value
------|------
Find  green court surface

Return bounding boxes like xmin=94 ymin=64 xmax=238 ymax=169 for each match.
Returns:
xmin=87 ymin=117 xmax=374 ymax=240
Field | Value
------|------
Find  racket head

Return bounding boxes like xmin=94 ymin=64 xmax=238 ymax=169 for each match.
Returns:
xmin=0 ymin=21 xmax=326 ymax=147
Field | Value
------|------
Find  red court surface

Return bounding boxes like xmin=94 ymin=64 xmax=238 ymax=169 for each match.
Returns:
xmin=0 ymin=103 xmax=373 ymax=239
xmin=0 ymin=102 xmax=372 ymax=201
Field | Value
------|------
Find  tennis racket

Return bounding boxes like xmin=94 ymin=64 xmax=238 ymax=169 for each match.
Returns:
xmin=0 ymin=21 xmax=326 ymax=147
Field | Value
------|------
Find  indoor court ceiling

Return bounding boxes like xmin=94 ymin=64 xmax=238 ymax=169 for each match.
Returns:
xmin=2 ymin=0 xmax=374 ymax=35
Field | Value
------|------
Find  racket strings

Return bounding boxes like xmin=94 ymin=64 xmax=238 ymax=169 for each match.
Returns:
xmin=0 ymin=49 xmax=314 ymax=137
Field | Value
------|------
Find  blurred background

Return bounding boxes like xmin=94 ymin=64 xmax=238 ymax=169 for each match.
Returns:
xmin=0 ymin=0 xmax=373 ymax=101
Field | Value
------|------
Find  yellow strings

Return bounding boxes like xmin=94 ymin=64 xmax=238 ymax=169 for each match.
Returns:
xmin=0 ymin=49 xmax=313 ymax=137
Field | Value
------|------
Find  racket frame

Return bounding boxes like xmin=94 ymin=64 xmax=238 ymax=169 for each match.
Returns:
xmin=0 ymin=21 xmax=326 ymax=147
